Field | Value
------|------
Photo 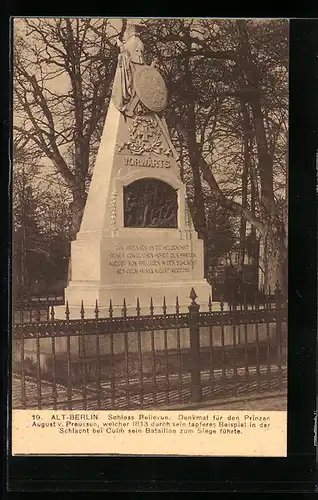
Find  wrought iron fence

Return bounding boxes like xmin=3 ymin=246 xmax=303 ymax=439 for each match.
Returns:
xmin=13 ymin=294 xmax=65 ymax=324
xmin=12 ymin=285 xmax=287 ymax=411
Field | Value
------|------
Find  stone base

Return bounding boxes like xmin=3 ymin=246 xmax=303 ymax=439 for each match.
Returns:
xmin=54 ymin=279 xmax=212 ymax=319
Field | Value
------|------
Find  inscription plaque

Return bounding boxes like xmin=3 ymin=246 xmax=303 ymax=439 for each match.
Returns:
xmin=108 ymin=243 xmax=197 ymax=276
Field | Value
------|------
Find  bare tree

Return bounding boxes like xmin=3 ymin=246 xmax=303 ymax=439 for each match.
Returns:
xmin=143 ymin=18 xmax=288 ymax=290
xmin=13 ymin=18 xmax=122 ymax=238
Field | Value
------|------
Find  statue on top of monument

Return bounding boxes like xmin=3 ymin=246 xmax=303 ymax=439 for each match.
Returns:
xmin=117 ymin=24 xmax=145 ymax=65
xmin=114 ymin=24 xmax=144 ymax=113
xmin=112 ymin=22 xmax=168 ymax=117
xmin=112 ymin=24 xmax=144 ymax=115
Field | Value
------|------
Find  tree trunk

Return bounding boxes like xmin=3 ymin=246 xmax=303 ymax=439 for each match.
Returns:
xmin=236 ymin=21 xmax=276 ymax=218
xmin=263 ymin=223 xmax=286 ymax=294
xmin=236 ymin=20 xmax=285 ymax=294
xmin=182 ymin=37 xmax=207 ymax=240
xmin=239 ymin=137 xmax=248 ymax=269
xmin=66 ymin=192 xmax=87 ymax=284
xmin=188 ymin=153 xmax=209 ymax=278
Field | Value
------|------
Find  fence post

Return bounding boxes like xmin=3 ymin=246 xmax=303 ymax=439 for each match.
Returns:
xmin=188 ymin=288 xmax=202 ymax=403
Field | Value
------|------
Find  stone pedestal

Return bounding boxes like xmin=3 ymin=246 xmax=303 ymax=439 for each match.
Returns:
xmin=58 ymin=230 xmax=210 ymax=317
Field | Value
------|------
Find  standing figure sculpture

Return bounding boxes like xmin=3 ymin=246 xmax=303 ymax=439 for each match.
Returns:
xmin=112 ymin=24 xmax=145 ymax=115
xmin=112 ymin=22 xmax=178 ymax=157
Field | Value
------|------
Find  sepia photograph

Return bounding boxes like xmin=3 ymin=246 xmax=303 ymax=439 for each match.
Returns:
xmin=12 ymin=17 xmax=288 ymax=417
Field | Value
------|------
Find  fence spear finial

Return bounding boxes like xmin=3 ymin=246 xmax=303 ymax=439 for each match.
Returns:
xmin=80 ymin=300 xmax=85 ymax=320
xmin=109 ymin=299 xmax=113 ymax=318
xmin=190 ymin=287 xmax=197 ymax=304
xmin=136 ymin=297 xmax=140 ymax=316
xmin=163 ymin=296 xmax=167 ymax=315
xmin=94 ymin=299 xmax=99 ymax=319
xmin=122 ymin=298 xmax=127 ymax=318
xmin=50 ymin=304 xmax=55 ymax=321
xmin=176 ymin=296 xmax=180 ymax=314
xmin=150 ymin=297 xmax=154 ymax=316
xmin=65 ymin=301 xmax=70 ymax=321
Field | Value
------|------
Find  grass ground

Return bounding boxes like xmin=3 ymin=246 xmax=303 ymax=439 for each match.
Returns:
xmin=12 ymin=366 xmax=287 ymax=411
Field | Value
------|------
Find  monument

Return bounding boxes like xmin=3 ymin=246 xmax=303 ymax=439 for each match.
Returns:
xmin=55 ymin=23 xmax=211 ymax=318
